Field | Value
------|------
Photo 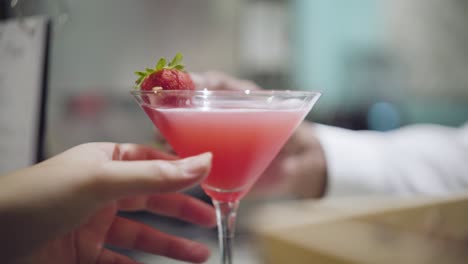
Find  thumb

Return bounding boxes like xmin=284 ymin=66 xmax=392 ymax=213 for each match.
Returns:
xmin=91 ymin=152 xmax=212 ymax=201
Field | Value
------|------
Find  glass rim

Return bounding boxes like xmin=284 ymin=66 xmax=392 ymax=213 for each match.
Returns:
xmin=130 ymin=89 xmax=322 ymax=97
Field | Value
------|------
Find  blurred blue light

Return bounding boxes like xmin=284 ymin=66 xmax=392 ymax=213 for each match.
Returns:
xmin=367 ymin=102 xmax=401 ymax=131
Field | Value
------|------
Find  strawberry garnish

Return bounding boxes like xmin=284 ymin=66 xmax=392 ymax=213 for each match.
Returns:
xmin=134 ymin=52 xmax=195 ymax=91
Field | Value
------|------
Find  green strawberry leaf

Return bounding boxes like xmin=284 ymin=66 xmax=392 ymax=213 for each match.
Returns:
xmin=135 ymin=76 xmax=143 ymax=85
xmin=134 ymin=72 xmax=146 ymax=86
xmin=156 ymin=58 xmax=166 ymax=71
xmin=134 ymin=52 xmax=188 ymax=89
xmin=174 ymin=64 xmax=185 ymax=71
xmin=168 ymin=52 xmax=183 ymax=68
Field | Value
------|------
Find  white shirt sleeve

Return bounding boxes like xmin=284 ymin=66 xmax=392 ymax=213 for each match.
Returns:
xmin=314 ymin=123 xmax=468 ymax=197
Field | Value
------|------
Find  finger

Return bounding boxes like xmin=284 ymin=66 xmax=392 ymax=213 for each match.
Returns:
xmin=106 ymin=217 xmax=210 ymax=263
xmin=115 ymin=143 xmax=178 ymax=161
xmin=250 ymin=155 xmax=290 ymax=197
xmin=225 ymin=78 xmax=261 ymax=91
xmin=190 ymin=72 xmax=207 ymax=89
xmin=118 ymin=193 xmax=216 ymax=227
xmin=192 ymin=71 xmax=261 ymax=91
xmin=94 ymin=143 xmax=177 ymax=161
xmin=79 ymin=205 xmax=117 ymax=239
xmin=92 ymin=152 xmax=212 ymax=200
xmin=284 ymin=151 xmax=326 ymax=198
xmin=281 ymin=127 xmax=309 ymax=155
xmin=117 ymin=143 xmax=178 ymax=161
xmin=191 ymin=71 xmax=229 ymax=89
xmin=96 ymin=249 xmax=141 ymax=264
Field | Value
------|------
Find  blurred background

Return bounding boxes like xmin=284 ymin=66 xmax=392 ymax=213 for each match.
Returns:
xmin=3 ymin=0 xmax=468 ymax=155
xmin=2 ymin=0 xmax=468 ymax=263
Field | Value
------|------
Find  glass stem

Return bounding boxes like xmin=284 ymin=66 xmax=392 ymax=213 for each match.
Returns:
xmin=213 ymin=200 xmax=239 ymax=264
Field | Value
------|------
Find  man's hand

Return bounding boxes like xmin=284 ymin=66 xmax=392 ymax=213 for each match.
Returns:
xmin=191 ymin=71 xmax=261 ymax=91
xmin=189 ymin=71 xmax=328 ymax=199
xmin=253 ymin=122 xmax=328 ymax=198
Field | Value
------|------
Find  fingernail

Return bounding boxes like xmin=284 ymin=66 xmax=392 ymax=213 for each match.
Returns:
xmin=188 ymin=243 xmax=211 ymax=263
xmin=179 ymin=152 xmax=212 ymax=178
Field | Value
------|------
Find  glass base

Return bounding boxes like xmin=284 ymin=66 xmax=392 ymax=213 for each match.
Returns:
xmin=213 ymin=200 xmax=240 ymax=264
xmin=202 ymin=184 xmax=248 ymax=202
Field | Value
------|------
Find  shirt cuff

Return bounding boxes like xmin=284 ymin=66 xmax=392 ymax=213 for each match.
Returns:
xmin=314 ymin=125 xmax=388 ymax=196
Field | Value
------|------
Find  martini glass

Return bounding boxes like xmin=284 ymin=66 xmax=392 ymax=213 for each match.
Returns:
xmin=131 ymin=89 xmax=320 ymax=264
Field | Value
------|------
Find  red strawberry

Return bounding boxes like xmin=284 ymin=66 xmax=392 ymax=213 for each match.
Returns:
xmin=141 ymin=68 xmax=195 ymax=91
xmin=135 ymin=53 xmax=195 ymax=91
xmin=135 ymin=53 xmax=195 ymax=107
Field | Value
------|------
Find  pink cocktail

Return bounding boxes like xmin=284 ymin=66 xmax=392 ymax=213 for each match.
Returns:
xmin=132 ymin=90 xmax=320 ymax=264
xmin=145 ymin=107 xmax=307 ymax=202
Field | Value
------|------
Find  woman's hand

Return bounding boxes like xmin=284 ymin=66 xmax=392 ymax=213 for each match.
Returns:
xmin=0 ymin=143 xmax=215 ymax=264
